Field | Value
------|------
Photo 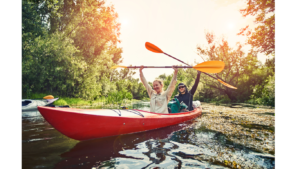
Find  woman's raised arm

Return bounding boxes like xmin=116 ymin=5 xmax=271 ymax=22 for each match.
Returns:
xmin=165 ymin=66 xmax=178 ymax=102
xmin=139 ymin=66 xmax=153 ymax=98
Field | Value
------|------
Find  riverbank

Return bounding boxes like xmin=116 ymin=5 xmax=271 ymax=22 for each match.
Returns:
xmin=192 ymin=102 xmax=275 ymax=168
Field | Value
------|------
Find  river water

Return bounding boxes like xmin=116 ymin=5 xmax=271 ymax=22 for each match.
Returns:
xmin=22 ymin=102 xmax=275 ymax=169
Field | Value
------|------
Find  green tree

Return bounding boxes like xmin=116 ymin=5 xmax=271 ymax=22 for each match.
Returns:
xmin=248 ymin=56 xmax=275 ymax=106
xmin=238 ymin=0 xmax=275 ymax=56
xmin=22 ymin=0 xmax=124 ymax=100
xmin=22 ymin=0 xmax=155 ymax=101
xmin=196 ymin=32 xmax=271 ymax=102
xmin=22 ymin=0 xmax=60 ymax=38
xmin=22 ymin=32 xmax=82 ymax=97
xmin=22 ymin=0 xmax=61 ymax=62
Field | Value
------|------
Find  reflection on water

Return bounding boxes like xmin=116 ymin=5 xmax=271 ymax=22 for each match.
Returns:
xmin=22 ymin=101 xmax=275 ymax=169
xmin=55 ymin=121 xmax=196 ymax=169
xmin=22 ymin=115 xmax=79 ymax=169
xmin=22 ymin=110 xmax=42 ymax=118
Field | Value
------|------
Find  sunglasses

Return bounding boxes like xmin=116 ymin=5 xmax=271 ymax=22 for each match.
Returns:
xmin=178 ymin=86 xmax=185 ymax=89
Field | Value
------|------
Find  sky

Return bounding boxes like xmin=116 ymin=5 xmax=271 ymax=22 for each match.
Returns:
xmin=105 ymin=0 xmax=267 ymax=82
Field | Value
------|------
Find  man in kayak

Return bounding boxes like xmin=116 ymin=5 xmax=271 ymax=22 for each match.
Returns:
xmin=175 ymin=71 xmax=201 ymax=112
xmin=140 ymin=66 xmax=178 ymax=114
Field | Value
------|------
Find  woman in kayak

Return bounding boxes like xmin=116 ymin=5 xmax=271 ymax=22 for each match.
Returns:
xmin=175 ymin=71 xmax=201 ymax=112
xmin=140 ymin=66 xmax=178 ymax=114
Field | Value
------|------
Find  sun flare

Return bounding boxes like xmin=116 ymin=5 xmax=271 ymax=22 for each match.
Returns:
xmin=227 ymin=23 xmax=235 ymax=29
xmin=120 ymin=19 xmax=128 ymax=26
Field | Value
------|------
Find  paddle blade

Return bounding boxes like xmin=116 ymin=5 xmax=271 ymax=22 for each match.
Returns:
xmin=145 ymin=42 xmax=164 ymax=53
xmin=193 ymin=61 xmax=225 ymax=73
xmin=43 ymin=95 xmax=54 ymax=99
xmin=218 ymin=79 xmax=237 ymax=89
xmin=110 ymin=65 xmax=128 ymax=69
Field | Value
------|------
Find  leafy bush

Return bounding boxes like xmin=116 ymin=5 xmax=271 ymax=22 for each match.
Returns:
xmin=61 ymin=98 xmax=90 ymax=106
xmin=106 ymin=89 xmax=133 ymax=105
xmin=247 ymin=75 xmax=275 ymax=106
xmin=53 ymin=99 xmax=68 ymax=106
xmin=219 ymin=95 xmax=231 ymax=103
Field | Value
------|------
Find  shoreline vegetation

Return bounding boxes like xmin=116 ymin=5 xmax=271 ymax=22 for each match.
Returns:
xmin=22 ymin=93 xmax=150 ymax=109
xmin=23 ymin=93 xmax=274 ymax=109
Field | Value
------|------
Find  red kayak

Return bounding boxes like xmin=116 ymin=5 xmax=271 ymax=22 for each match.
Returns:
xmin=37 ymin=106 xmax=202 ymax=141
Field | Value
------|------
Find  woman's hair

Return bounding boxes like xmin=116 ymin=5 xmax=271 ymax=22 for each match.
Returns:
xmin=153 ymin=79 xmax=164 ymax=88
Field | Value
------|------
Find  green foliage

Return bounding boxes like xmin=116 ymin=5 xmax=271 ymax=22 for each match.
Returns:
xmin=22 ymin=0 xmax=148 ymax=101
xmin=22 ymin=0 xmax=60 ymax=40
xmin=218 ymin=95 xmax=232 ymax=104
xmin=106 ymin=89 xmax=133 ymax=106
xmin=194 ymin=32 xmax=274 ymax=103
xmin=60 ymin=98 xmax=91 ymax=106
xmin=52 ymin=97 xmax=90 ymax=106
xmin=248 ymin=75 xmax=275 ymax=106
xmin=53 ymin=99 xmax=68 ymax=106
xmin=22 ymin=32 xmax=82 ymax=98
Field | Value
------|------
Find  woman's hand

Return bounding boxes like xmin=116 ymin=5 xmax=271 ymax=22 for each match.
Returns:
xmin=172 ymin=65 xmax=178 ymax=74
xmin=139 ymin=65 xmax=144 ymax=73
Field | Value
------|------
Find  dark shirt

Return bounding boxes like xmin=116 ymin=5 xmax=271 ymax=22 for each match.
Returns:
xmin=174 ymin=71 xmax=201 ymax=111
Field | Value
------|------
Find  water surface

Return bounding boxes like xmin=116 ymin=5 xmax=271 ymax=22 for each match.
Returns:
xmin=22 ymin=102 xmax=275 ymax=169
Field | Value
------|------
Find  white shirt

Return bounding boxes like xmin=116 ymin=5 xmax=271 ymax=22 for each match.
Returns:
xmin=140 ymin=72 xmax=177 ymax=114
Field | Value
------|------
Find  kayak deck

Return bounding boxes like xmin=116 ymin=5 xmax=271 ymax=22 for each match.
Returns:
xmin=40 ymin=107 xmax=197 ymax=117
xmin=37 ymin=106 xmax=202 ymax=141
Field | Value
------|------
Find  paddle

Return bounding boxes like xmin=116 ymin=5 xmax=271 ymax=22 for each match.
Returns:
xmin=145 ymin=42 xmax=237 ymax=89
xmin=111 ymin=61 xmax=225 ymax=73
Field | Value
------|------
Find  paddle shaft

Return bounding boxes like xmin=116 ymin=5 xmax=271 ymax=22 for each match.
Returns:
xmin=163 ymin=52 xmax=226 ymax=82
